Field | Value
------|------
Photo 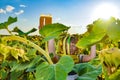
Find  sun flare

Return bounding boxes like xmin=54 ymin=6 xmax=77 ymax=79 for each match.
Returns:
xmin=92 ymin=3 xmax=119 ymax=20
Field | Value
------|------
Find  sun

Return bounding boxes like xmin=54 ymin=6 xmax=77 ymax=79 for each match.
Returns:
xmin=92 ymin=3 xmax=119 ymax=20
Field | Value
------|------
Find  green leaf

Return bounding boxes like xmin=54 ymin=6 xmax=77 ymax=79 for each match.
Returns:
xmin=26 ymin=28 xmax=37 ymax=35
xmin=73 ymin=63 xmax=102 ymax=80
xmin=10 ymin=70 xmax=23 ymax=80
xmin=0 ymin=23 xmax=7 ymax=29
xmin=80 ymin=17 xmax=120 ymax=48
xmin=0 ymin=16 xmax=17 ymax=30
xmin=27 ymin=48 xmax=37 ymax=58
xmin=1 ymin=61 xmax=9 ymax=67
xmin=76 ymin=18 xmax=112 ymax=48
xmin=12 ymin=27 xmax=37 ymax=36
xmin=11 ymin=55 xmax=41 ymax=71
xmin=107 ymin=20 xmax=120 ymax=41
xmin=7 ymin=16 xmax=17 ymax=26
xmin=86 ymin=24 xmax=94 ymax=33
xmin=12 ymin=27 xmax=25 ymax=35
xmin=76 ymin=32 xmax=106 ymax=48
xmin=67 ymin=36 xmax=71 ymax=44
xmin=35 ymin=62 xmax=54 ymax=80
xmin=0 ymin=69 xmax=8 ymax=79
xmin=0 ymin=44 xmax=11 ymax=60
xmin=57 ymin=55 xmax=74 ymax=73
xmin=11 ymin=61 xmax=30 ymax=72
xmin=77 ymin=76 xmax=93 ymax=80
xmin=10 ymin=48 xmax=19 ymax=60
xmin=27 ymin=55 xmax=41 ymax=68
xmin=35 ymin=55 xmax=74 ymax=80
xmin=35 ymin=62 xmax=67 ymax=80
xmin=109 ymin=69 xmax=120 ymax=80
xmin=39 ymin=23 xmax=70 ymax=41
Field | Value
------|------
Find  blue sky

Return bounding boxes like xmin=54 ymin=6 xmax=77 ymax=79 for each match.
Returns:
xmin=0 ymin=0 xmax=120 ymax=35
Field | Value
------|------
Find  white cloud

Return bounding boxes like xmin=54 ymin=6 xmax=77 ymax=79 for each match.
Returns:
xmin=20 ymin=4 xmax=26 ymax=8
xmin=0 ymin=8 xmax=6 ymax=14
xmin=56 ymin=18 xmax=61 ymax=21
xmin=6 ymin=5 xmax=15 ymax=12
xmin=54 ymin=17 xmax=61 ymax=22
xmin=15 ymin=10 xmax=24 ymax=15
xmin=0 ymin=5 xmax=26 ymax=15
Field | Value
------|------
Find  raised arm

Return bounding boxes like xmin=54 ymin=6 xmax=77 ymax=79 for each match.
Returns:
xmin=81 ymin=45 xmax=96 ymax=62
xmin=48 ymin=39 xmax=55 ymax=55
xmin=48 ymin=39 xmax=59 ymax=63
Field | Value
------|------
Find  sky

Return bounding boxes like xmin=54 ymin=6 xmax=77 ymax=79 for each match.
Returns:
xmin=0 ymin=0 xmax=120 ymax=35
